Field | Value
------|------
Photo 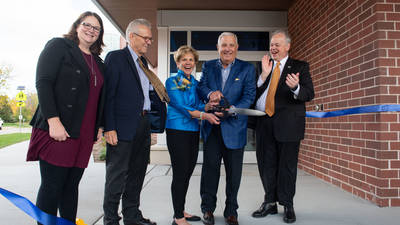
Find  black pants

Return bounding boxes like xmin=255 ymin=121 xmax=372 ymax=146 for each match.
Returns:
xmin=256 ymin=116 xmax=300 ymax=207
xmin=103 ymin=115 xmax=151 ymax=225
xmin=166 ymin=128 xmax=199 ymax=219
xmin=200 ymin=126 xmax=244 ymax=218
xmin=36 ymin=159 xmax=84 ymax=225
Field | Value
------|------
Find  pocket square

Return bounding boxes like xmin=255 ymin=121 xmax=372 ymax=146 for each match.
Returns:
xmin=235 ymin=78 xmax=240 ymax=81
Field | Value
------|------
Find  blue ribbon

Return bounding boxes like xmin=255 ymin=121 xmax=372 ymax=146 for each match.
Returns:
xmin=0 ymin=187 xmax=75 ymax=225
xmin=306 ymin=104 xmax=400 ymax=118
xmin=1 ymin=105 xmax=399 ymax=224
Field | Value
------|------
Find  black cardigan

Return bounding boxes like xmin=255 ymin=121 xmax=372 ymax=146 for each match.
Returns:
xmin=30 ymin=38 xmax=106 ymax=139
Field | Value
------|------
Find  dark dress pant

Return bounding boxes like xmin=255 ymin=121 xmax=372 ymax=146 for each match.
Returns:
xmin=166 ymin=128 xmax=199 ymax=219
xmin=36 ymin=159 xmax=84 ymax=225
xmin=103 ymin=115 xmax=151 ymax=225
xmin=200 ymin=125 xmax=244 ymax=218
xmin=255 ymin=116 xmax=300 ymax=207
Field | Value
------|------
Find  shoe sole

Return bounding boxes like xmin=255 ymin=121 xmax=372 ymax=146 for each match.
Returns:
xmin=283 ymin=217 xmax=296 ymax=223
xmin=251 ymin=210 xmax=278 ymax=218
xmin=202 ymin=220 xmax=214 ymax=225
xmin=186 ymin=216 xmax=201 ymax=221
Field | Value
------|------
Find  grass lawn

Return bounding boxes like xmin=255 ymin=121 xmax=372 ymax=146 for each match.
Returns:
xmin=0 ymin=133 xmax=31 ymax=149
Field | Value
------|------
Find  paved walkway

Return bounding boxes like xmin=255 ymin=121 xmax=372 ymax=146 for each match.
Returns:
xmin=0 ymin=126 xmax=31 ymax=135
xmin=0 ymin=141 xmax=399 ymax=225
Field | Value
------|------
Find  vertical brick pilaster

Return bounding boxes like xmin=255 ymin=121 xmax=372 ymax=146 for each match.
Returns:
xmin=289 ymin=0 xmax=400 ymax=207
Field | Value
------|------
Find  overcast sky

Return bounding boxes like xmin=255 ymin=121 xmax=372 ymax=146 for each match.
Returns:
xmin=0 ymin=0 xmax=120 ymax=97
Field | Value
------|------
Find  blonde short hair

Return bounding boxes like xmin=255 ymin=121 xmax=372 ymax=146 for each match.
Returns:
xmin=174 ymin=45 xmax=199 ymax=63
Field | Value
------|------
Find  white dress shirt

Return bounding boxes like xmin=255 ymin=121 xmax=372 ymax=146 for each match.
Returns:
xmin=255 ymin=55 xmax=300 ymax=111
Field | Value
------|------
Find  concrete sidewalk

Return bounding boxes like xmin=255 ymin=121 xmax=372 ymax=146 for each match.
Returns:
xmin=0 ymin=126 xmax=31 ymax=135
xmin=1 ymin=141 xmax=399 ymax=225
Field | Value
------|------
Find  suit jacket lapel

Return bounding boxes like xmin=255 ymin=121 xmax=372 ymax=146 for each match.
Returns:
xmin=222 ymin=61 xmax=238 ymax=95
xmin=123 ymin=47 xmax=144 ymax=95
xmin=278 ymin=57 xmax=293 ymax=88
xmin=214 ymin=61 xmax=223 ymax=91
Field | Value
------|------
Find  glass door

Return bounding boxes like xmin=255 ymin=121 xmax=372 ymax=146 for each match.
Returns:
xmin=169 ymin=29 xmax=269 ymax=153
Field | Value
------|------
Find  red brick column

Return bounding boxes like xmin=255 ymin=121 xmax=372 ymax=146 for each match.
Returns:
xmin=288 ymin=0 xmax=400 ymax=206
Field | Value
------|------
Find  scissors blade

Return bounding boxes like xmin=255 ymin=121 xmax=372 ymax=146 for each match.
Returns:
xmin=229 ymin=108 xmax=266 ymax=116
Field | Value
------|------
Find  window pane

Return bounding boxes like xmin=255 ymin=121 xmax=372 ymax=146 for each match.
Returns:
xmin=195 ymin=61 xmax=204 ymax=73
xmin=170 ymin=54 xmax=177 ymax=75
xmin=191 ymin=31 xmax=269 ymax=51
xmin=191 ymin=31 xmax=220 ymax=50
xmin=236 ymin=31 xmax=269 ymax=51
xmin=195 ymin=61 xmax=205 ymax=81
xmin=170 ymin=31 xmax=187 ymax=52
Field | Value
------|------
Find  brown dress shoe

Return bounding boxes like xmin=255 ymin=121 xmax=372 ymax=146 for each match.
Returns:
xmin=202 ymin=211 xmax=214 ymax=225
xmin=225 ymin=215 xmax=239 ymax=225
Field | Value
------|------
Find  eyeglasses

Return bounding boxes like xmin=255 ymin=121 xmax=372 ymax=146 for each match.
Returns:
xmin=133 ymin=32 xmax=153 ymax=43
xmin=81 ymin=22 xmax=101 ymax=33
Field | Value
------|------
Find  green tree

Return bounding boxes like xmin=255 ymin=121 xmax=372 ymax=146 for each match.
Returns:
xmin=0 ymin=95 xmax=15 ymax=122
xmin=24 ymin=92 xmax=38 ymax=121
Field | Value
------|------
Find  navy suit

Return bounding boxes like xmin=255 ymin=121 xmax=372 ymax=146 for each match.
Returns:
xmin=197 ymin=59 xmax=256 ymax=217
xmin=104 ymin=47 xmax=145 ymax=140
xmin=103 ymin=47 xmax=152 ymax=225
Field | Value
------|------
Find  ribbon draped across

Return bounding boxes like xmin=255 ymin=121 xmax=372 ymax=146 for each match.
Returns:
xmin=306 ymin=104 xmax=400 ymax=118
xmin=1 ymin=106 xmax=400 ymax=224
xmin=0 ymin=187 xmax=75 ymax=225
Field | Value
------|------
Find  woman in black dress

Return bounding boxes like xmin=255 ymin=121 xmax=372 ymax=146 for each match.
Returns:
xmin=27 ymin=11 xmax=106 ymax=224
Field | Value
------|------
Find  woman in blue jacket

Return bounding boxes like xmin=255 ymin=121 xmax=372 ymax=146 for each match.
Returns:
xmin=166 ymin=46 xmax=220 ymax=225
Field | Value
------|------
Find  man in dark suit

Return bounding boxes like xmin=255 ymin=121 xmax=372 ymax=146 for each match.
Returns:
xmin=251 ymin=30 xmax=314 ymax=223
xmin=197 ymin=32 xmax=256 ymax=225
xmin=103 ymin=18 xmax=159 ymax=225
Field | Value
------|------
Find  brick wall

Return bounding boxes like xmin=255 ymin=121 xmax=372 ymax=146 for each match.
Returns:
xmin=288 ymin=0 xmax=400 ymax=206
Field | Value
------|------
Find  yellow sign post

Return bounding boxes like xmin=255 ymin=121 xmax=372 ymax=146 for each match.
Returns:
xmin=15 ymin=90 xmax=26 ymax=132
xmin=16 ymin=101 xmax=26 ymax=107
xmin=16 ymin=91 xmax=27 ymax=101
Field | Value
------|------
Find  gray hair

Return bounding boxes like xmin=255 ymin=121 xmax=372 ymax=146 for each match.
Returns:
xmin=126 ymin=18 xmax=152 ymax=43
xmin=217 ymin=32 xmax=238 ymax=46
xmin=271 ymin=30 xmax=291 ymax=44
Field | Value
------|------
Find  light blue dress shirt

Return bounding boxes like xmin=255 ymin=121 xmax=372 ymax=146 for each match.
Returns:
xmin=127 ymin=45 xmax=151 ymax=111
xmin=165 ymin=70 xmax=205 ymax=131
xmin=219 ymin=59 xmax=235 ymax=91
xmin=207 ymin=59 xmax=235 ymax=99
